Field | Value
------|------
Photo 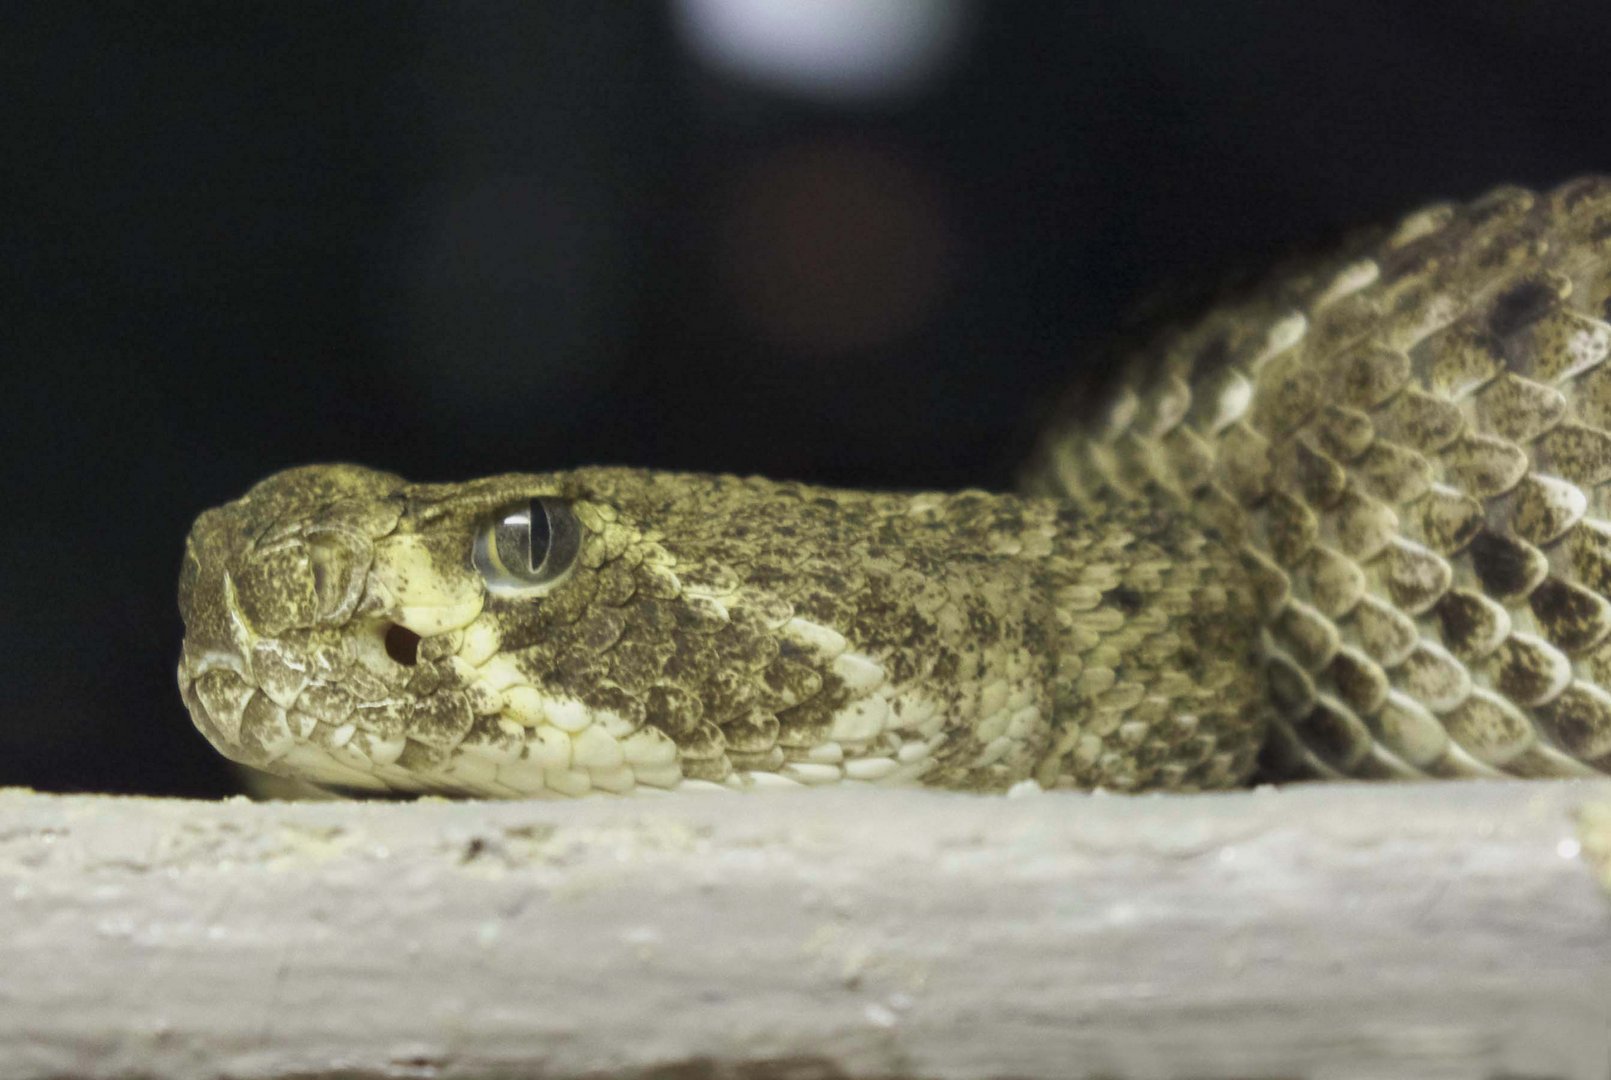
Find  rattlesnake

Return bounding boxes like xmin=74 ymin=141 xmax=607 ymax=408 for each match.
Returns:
xmin=177 ymin=177 xmax=1611 ymax=797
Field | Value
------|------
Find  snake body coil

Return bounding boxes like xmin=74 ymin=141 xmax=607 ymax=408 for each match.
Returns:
xmin=178 ymin=177 xmax=1611 ymax=796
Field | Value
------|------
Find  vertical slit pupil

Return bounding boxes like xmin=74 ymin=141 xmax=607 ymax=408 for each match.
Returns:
xmin=527 ymin=499 xmax=552 ymax=571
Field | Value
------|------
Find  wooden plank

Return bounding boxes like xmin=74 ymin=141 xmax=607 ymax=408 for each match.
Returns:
xmin=2 ymin=781 xmax=1610 ymax=1080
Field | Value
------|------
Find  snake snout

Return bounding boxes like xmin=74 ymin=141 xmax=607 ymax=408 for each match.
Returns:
xmin=175 ymin=529 xmax=415 ymax=787
xmin=176 ymin=464 xmax=416 ymax=782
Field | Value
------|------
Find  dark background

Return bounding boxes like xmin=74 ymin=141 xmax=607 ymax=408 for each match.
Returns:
xmin=8 ymin=2 xmax=1609 ymax=796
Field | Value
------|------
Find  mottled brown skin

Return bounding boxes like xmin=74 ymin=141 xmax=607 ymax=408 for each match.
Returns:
xmin=179 ymin=466 xmax=1261 ymax=796
xmin=1027 ymin=176 xmax=1611 ymax=780
xmin=181 ymin=177 xmax=1611 ymax=796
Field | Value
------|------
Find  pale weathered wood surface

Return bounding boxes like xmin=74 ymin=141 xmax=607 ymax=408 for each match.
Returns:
xmin=3 ymin=781 xmax=1611 ymax=1080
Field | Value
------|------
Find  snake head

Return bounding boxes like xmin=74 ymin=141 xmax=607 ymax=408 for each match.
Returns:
xmin=178 ymin=463 xmax=1072 ymax=796
xmin=178 ymin=462 xmax=668 ymax=794
xmin=178 ymin=463 xmax=425 ymax=790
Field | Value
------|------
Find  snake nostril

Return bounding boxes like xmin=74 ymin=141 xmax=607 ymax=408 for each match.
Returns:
xmin=385 ymin=623 xmax=421 ymax=666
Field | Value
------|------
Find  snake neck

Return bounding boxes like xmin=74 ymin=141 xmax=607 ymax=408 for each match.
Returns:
xmin=1028 ymin=493 xmax=1267 ymax=789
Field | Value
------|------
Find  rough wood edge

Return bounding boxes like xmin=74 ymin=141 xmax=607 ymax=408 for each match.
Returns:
xmin=3 ymin=781 xmax=1611 ymax=1080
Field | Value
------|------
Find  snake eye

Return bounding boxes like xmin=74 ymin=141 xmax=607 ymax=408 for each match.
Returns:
xmin=473 ymin=497 xmax=581 ymax=595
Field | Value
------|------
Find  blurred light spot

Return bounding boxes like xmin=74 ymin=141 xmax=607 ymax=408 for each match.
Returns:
xmin=675 ymin=0 xmax=968 ymax=104
xmin=720 ymin=140 xmax=951 ymax=357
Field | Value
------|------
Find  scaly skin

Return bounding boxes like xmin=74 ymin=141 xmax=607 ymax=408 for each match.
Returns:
xmin=179 ymin=177 xmax=1611 ymax=795
xmin=1028 ymin=176 xmax=1611 ymax=780
xmin=178 ymin=467 xmax=1260 ymax=795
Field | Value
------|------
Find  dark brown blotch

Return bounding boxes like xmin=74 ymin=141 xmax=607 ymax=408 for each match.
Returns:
xmin=1488 ymin=278 xmax=1560 ymax=341
xmin=1103 ymin=584 xmax=1145 ymax=615
xmin=1290 ymin=698 xmax=1372 ymax=772
xmin=1535 ymin=683 xmax=1611 ymax=759
xmin=1528 ymin=577 xmax=1611 ymax=655
xmin=1467 ymin=528 xmax=1547 ymax=601
xmin=1329 ymin=648 xmax=1389 ymax=717
xmin=644 ymin=683 xmax=704 ymax=737
xmin=1489 ymin=635 xmax=1571 ymax=707
xmin=774 ymin=697 xmax=836 ymax=748
xmin=1434 ymin=588 xmax=1507 ymax=661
